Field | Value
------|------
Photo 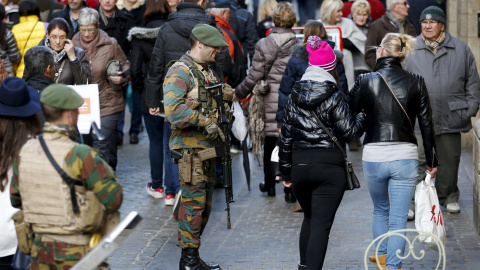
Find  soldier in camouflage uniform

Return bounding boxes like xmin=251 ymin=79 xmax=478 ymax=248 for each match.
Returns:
xmin=164 ymin=24 xmax=232 ymax=270
xmin=10 ymin=84 xmax=123 ymax=270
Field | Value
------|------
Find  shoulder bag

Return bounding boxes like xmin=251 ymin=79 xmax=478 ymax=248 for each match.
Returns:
xmin=309 ymin=110 xmax=361 ymax=190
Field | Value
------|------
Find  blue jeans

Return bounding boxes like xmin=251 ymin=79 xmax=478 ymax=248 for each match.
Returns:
xmin=143 ymin=113 xmax=180 ymax=195
xmin=363 ymin=159 xmax=418 ymax=269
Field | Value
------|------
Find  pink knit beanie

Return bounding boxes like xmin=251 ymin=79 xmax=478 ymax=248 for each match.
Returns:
xmin=306 ymin=36 xmax=337 ymax=71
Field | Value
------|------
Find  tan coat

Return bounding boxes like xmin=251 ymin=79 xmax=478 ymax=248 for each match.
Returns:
xmin=235 ymin=28 xmax=300 ymax=137
xmin=72 ymin=30 xmax=129 ymax=117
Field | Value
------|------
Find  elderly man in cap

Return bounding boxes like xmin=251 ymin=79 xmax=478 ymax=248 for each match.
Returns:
xmin=406 ymin=6 xmax=480 ymax=215
xmin=164 ymin=23 xmax=233 ymax=270
xmin=10 ymin=84 xmax=123 ymax=269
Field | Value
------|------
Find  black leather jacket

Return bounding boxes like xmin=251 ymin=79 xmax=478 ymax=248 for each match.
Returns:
xmin=278 ymin=73 xmax=365 ymax=179
xmin=350 ymin=57 xmax=438 ymax=167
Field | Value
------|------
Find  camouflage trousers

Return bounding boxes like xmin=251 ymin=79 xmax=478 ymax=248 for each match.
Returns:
xmin=30 ymin=235 xmax=86 ymax=270
xmin=176 ymin=157 xmax=216 ymax=249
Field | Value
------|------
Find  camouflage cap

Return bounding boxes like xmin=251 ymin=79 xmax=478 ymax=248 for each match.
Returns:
xmin=40 ymin=84 xmax=84 ymax=110
xmin=192 ymin=24 xmax=228 ymax=47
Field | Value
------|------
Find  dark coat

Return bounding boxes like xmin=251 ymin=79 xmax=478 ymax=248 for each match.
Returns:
xmin=276 ymin=42 xmax=349 ymax=127
xmin=51 ymin=1 xmax=88 ymax=38
xmin=229 ymin=2 xmax=259 ymax=64
xmin=96 ymin=6 xmax=136 ymax=55
xmin=39 ymin=37 xmax=91 ymax=85
xmin=350 ymin=57 xmax=438 ymax=167
xmin=128 ymin=15 xmax=168 ymax=114
xmin=278 ymin=66 xmax=365 ymax=179
xmin=25 ymin=73 xmax=55 ymax=91
xmin=145 ymin=2 xmax=232 ymax=111
xmin=364 ymin=14 xmax=416 ymax=70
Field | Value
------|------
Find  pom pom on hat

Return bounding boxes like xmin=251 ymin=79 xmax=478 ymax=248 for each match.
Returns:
xmin=306 ymin=36 xmax=336 ymax=71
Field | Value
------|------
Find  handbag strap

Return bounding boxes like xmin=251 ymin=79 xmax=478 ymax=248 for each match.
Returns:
xmin=38 ymin=134 xmax=82 ymax=214
xmin=308 ymin=110 xmax=348 ymax=160
xmin=54 ymin=60 xmax=66 ymax=83
xmin=263 ymin=37 xmax=295 ymax=80
xmin=376 ymin=72 xmax=414 ymax=130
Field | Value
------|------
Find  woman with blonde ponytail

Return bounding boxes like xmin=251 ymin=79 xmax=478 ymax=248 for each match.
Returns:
xmin=349 ymin=33 xmax=439 ymax=270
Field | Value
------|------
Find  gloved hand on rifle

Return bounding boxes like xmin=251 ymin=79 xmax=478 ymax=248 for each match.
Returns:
xmin=205 ymin=118 xmax=225 ymax=142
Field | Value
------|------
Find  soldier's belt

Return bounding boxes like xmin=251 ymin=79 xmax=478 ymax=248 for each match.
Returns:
xmin=41 ymin=233 xmax=92 ymax=245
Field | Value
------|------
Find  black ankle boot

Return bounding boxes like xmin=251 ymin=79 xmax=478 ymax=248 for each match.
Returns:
xmin=267 ymin=187 xmax=275 ymax=197
xmin=179 ymin=248 xmax=221 ymax=270
xmin=259 ymin=182 xmax=267 ymax=192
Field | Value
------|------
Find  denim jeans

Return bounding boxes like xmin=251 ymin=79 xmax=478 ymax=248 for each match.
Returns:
xmin=143 ymin=113 xmax=180 ymax=195
xmin=363 ymin=159 xmax=418 ymax=269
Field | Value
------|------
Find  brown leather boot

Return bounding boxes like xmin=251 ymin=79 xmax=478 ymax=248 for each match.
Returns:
xmin=368 ymin=254 xmax=387 ymax=269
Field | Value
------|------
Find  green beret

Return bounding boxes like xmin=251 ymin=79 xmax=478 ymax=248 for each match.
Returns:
xmin=192 ymin=24 xmax=228 ymax=47
xmin=40 ymin=84 xmax=84 ymax=110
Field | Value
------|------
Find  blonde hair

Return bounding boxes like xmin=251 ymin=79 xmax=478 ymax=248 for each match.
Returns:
xmin=351 ymin=0 xmax=371 ymax=16
xmin=380 ymin=33 xmax=416 ymax=61
xmin=320 ymin=0 xmax=344 ymax=26
xmin=272 ymin=2 xmax=296 ymax=29
xmin=258 ymin=0 xmax=277 ymax=22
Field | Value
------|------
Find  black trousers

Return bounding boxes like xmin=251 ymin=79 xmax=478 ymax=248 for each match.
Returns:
xmin=263 ymin=136 xmax=277 ymax=189
xmin=291 ymin=149 xmax=346 ymax=269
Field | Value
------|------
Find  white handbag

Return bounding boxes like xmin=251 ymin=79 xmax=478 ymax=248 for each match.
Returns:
xmin=231 ymin=101 xmax=247 ymax=141
xmin=415 ymin=173 xmax=446 ymax=251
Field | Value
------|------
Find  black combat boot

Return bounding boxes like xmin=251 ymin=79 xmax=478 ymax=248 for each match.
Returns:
xmin=179 ymin=248 xmax=221 ymax=270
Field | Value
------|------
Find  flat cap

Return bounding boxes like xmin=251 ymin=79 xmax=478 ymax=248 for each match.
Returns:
xmin=192 ymin=24 xmax=228 ymax=47
xmin=41 ymin=84 xmax=84 ymax=110
xmin=207 ymin=0 xmax=230 ymax=9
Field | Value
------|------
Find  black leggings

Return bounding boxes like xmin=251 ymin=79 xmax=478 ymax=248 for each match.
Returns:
xmin=263 ymin=136 xmax=277 ymax=189
xmin=291 ymin=149 xmax=346 ymax=270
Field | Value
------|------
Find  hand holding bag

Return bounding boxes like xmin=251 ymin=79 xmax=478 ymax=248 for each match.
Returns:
xmin=309 ymin=110 xmax=360 ymax=190
xmin=415 ymin=173 xmax=446 ymax=251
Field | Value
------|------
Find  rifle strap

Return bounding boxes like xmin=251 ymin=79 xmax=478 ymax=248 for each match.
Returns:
xmin=38 ymin=134 xmax=82 ymax=214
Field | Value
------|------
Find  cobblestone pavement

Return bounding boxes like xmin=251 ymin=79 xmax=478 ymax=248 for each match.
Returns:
xmin=109 ymin=119 xmax=480 ymax=269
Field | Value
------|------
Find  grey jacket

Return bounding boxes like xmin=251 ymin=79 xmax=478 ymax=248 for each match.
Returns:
xmin=405 ymin=32 xmax=480 ymax=135
xmin=235 ymin=27 xmax=300 ymax=137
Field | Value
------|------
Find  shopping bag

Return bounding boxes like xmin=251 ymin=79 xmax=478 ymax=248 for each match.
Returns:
xmin=415 ymin=173 xmax=446 ymax=251
xmin=270 ymin=145 xmax=281 ymax=176
xmin=231 ymin=101 xmax=247 ymax=141
xmin=69 ymin=84 xmax=101 ymax=134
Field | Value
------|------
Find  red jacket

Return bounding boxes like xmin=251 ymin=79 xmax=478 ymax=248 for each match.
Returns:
xmin=61 ymin=0 xmax=98 ymax=8
xmin=342 ymin=0 xmax=385 ymax=22
xmin=209 ymin=14 xmax=241 ymax=61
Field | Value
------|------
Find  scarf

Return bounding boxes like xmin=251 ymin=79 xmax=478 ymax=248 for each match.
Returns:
xmin=385 ymin=11 xmax=406 ymax=33
xmin=77 ymin=30 xmax=101 ymax=57
xmin=99 ymin=6 xmax=115 ymax=26
xmin=422 ymin=31 xmax=446 ymax=55
xmin=43 ymin=38 xmax=68 ymax=63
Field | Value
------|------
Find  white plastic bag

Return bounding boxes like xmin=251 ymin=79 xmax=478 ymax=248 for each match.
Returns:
xmin=270 ymin=146 xmax=281 ymax=176
xmin=232 ymin=101 xmax=247 ymax=141
xmin=415 ymin=173 xmax=446 ymax=251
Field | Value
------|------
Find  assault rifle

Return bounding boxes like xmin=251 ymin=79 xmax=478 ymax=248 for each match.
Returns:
xmin=205 ymin=83 xmax=234 ymax=229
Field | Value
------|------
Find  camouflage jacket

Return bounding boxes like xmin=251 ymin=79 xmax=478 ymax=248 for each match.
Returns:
xmin=11 ymin=123 xmax=123 ymax=212
xmin=164 ymin=53 xmax=223 ymax=150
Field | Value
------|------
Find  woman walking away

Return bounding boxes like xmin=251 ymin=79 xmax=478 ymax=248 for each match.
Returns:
xmin=349 ymin=33 xmax=438 ymax=270
xmin=234 ymin=1 xmax=300 ymax=199
xmin=279 ymin=36 xmax=365 ymax=270
xmin=0 ymin=77 xmax=42 ymax=268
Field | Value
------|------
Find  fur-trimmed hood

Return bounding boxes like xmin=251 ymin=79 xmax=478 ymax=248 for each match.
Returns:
xmin=116 ymin=0 xmax=145 ymax=11
xmin=291 ymin=44 xmax=309 ymax=62
xmin=127 ymin=27 xmax=160 ymax=41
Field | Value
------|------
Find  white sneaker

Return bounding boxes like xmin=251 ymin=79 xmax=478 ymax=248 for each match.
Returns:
xmin=146 ymin=183 xmax=164 ymax=199
xmin=446 ymin=202 xmax=460 ymax=213
xmin=407 ymin=209 xmax=415 ymax=221
xmin=165 ymin=194 xmax=175 ymax=206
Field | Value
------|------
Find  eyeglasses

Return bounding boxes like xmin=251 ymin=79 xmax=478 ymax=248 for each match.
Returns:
xmin=397 ymin=1 xmax=409 ymax=6
xmin=79 ymin=28 xmax=97 ymax=33
xmin=49 ymin=35 xmax=66 ymax=41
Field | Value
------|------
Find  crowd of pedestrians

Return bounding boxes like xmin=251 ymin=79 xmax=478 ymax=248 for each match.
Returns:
xmin=0 ymin=0 xmax=478 ymax=269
